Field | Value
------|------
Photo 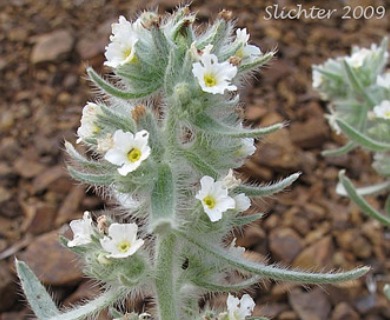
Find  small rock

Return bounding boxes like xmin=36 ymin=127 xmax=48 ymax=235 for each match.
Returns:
xmin=269 ymin=228 xmax=304 ymax=263
xmin=21 ymin=201 xmax=56 ymax=234
xmin=331 ymin=302 xmax=359 ymax=320
xmin=0 ymin=261 xmax=17 ymax=311
xmin=293 ymin=236 xmax=334 ymax=269
xmin=32 ymin=165 xmax=67 ymax=194
xmin=18 ymin=230 xmax=83 ymax=285
xmin=0 ymin=186 xmax=11 ymax=203
xmin=290 ymin=118 xmax=329 ymax=149
xmin=14 ymin=159 xmax=45 ymax=178
xmin=31 ymin=30 xmax=74 ymax=64
xmin=76 ymin=19 xmax=113 ymax=60
xmin=56 ymin=186 xmax=85 ymax=226
xmin=255 ymin=302 xmax=289 ymax=318
xmin=289 ymin=287 xmax=331 ymax=320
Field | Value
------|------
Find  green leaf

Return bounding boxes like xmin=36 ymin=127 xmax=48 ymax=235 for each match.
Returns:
xmin=180 ymin=149 xmax=219 ymax=178
xmin=338 ymin=171 xmax=390 ymax=226
xmin=68 ymin=166 xmax=115 ymax=186
xmin=151 ymin=164 xmax=176 ymax=233
xmin=99 ymin=104 xmax=136 ymax=132
xmin=342 ymin=60 xmax=375 ymax=106
xmin=65 ymin=142 xmax=109 ymax=170
xmin=48 ymin=288 xmax=126 ymax=320
xmin=179 ymin=232 xmax=370 ymax=284
xmin=235 ymin=173 xmax=301 ymax=197
xmin=231 ymin=213 xmax=264 ymax=227
xmin=87 ymin=67 xmax=155 ymax=100
xmin=384 ymin=284 xmax=390 ymax=300
xmin=385 ymin=194 xmax=390 ymax=215
xmin=336 ymin=118 xmax=390 ymax=152
xmin=192 ymin=275 xmax=261 ymax=292
xmin=15 ymin=260 xmax=60 ymax=319
xmin=195 ymin=113 xmax=283 ymax=138
xmin=238 ymin=52 xmax=275 ymax=73
xmin=336 ymin=180 xmax=390 ymax=197
xmin=321 ymin=141 xmax=357 ymax=157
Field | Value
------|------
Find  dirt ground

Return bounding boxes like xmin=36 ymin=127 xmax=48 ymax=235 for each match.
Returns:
xmin=0 ymin=0 xmax=389 ymax=319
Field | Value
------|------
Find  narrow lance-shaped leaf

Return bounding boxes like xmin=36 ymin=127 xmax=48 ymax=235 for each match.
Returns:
xmin=336 ymin=180 xmax=390 ymax=197
xmin=16 ymin=260 xmax=60 ymax=320
xmin=336 ymin=118 xmax=390 ymax=152
xmin=384 ymin=284 xmax=390 ymax=300
xmin=68 ymin=166 xmax=115 ymax=186
xmin=65 ymin=142 xmax=110 ymax=170
xmin=338 ymin=170 xmax=390 ymax=226
xmin=235 ymin=172 xmax=301 ymax=197
xmin=87 ymin=67 xmax=155 ymax=100
xmin=238 ymin=51 xmax=275 ymax=73
xmin=195 ymin=112 xmax=283 ymax=138
xmin=180 ymin=149 xmax=219 ymax=179
xmin=342 ymin=60 xmax=375 ymax=106
xmin=322 ymin=141 xmax=357 ymax=157
xmin=179 ymin=231 xmax=370 ymax=284
xmin=98 ymin=104 xmax=136 ymax=133
xmin=48 ymin=288 xmax=126 ymax=320
xmin=151 ymin=163 xmax=176 ymax=233
xmin=230 ymin=213 xmax=264 ymax=227
xmin=192 ymin=275 xmax=261 ymax=292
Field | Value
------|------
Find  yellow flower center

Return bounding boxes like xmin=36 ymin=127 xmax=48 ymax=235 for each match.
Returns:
xmin=384 ymin=111 xmax=390 ymax=119
xmin=127 ymin=148 xmax=142 ymax=163
xmin=203 ymin=195 xmax=216 ymax=209
xmin=236 ymin=47 xmax=244 ymax=58
xmin=117 ymin=240 xmax=131 ymax=253
xmin=204 ymin=74 xmax=217 ymax=87
xmin=92 ymin=124 xmax=101 ymax=134
xmin=123 ymin=46 xmax=137 ymax=63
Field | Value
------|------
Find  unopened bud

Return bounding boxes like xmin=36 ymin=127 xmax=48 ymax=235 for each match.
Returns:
xmin=138 ymin=11 xmax=160 ymax=29
xmin=229 ymin=56 xmax=242 ymax=66
xmin=132 ymin=105 xmax=147 ymax=122
xmin=97 ymin=215 xmax=108 ymax=234
xmin=218 ymin=9 xmax=233 ymax=21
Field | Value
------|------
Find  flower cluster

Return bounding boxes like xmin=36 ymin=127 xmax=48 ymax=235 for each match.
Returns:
xmin=16 ymin=7 xmax=370 ymax=320
xmin=196 ymin=172 xmax=251 ymax=222
xmin=68 ymin=212 xmax=144 ymax=260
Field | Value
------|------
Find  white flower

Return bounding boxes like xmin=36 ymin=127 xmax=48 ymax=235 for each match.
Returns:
xmin=236 ymin=138 xmax=256 ymax=157
xmin=104 ymin=129 xmax=151 ymax=176
xmin=345 ymin=47 xmax=373 ymax=68
xmin=100 ymin=223 xmax=144 ymax=259
xmin=104 ymin=16 xmax=139 ymax=68
xmin=233 ymin=193 xmax=251 ymax=212
xmin=77 ymin=102 xmax=102 ymax=143
xmin=190 ymin=43 xmax=213 ymax=61
xmin=227 ymin=294 xmax=255 ymax=320
xmin=68 ymin=212 xmax=94 ymax=247
xmin=312 ymin=69 xmax=323 ymax=88
xmin=235 ymin=28 xmax=262 ymax=59
xmin=377 ymin=73 xmax=390 ymax=89
xmin=373 ymin=100 xmax=390 ymax=120
xmin=222 ymin=169 xmax=242 ymax=189
xmin=192 ymin=53 xmax=237 ymax=94
xmin=196 ymin=176 xmax=236 ymax=222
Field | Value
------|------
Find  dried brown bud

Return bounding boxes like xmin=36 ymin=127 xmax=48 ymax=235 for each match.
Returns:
xmin=131 ymin=104 xmax=147 ymax=122
xmin=139 ymin=12 xmax=160 ymax=29
xmin=182 ymin=6 xmax=191 ymax=15
xmin=218 ymin=9 xmax=233 ymax=21
xmin=229 ymin=55 xmax=242 ymax=66
xmin=97 ymin=215 xmax=108 ymax=234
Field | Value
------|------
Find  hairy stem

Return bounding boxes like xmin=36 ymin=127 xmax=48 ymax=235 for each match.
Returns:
xmin=155 ymin=233 xmax=178 ymax=320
